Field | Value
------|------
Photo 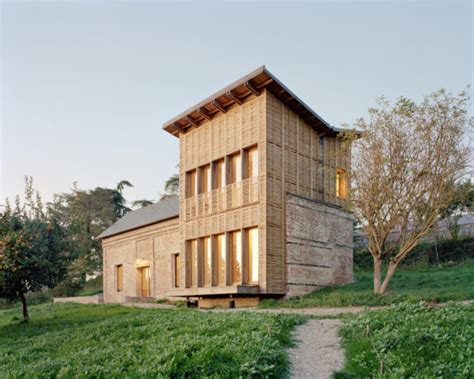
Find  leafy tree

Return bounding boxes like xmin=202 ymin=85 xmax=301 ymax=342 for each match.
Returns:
xmin=48 ymin=180 xmax=133 ymax=279
xmin=160 ymin=168 xmax=179 ymax=201
xmin=0 ymin=178 xmax=69 ymax=320
xmin=439 ymin=180 xmax=474 ymax=240
xmin=348 ymin=89 xmax=471 ymax=294
xmin=132 ymin=199 xmax=154 ymax=208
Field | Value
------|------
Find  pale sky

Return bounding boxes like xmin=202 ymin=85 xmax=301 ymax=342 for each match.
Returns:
xmin=1 ymin=1 xmax=472 ymax=205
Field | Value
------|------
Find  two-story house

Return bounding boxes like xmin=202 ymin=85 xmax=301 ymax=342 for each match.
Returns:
xmin=98 ymin=66 xmax=354 ymax=308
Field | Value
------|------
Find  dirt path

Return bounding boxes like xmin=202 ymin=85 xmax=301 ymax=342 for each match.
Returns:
xmin=288 ymin=319 xmax=344 ymax=379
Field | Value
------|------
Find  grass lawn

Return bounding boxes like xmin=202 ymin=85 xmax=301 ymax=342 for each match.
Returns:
xmin=0 ymin=303 xmax=303 ymax=378
xmin=336 ymin=302 xmax=474 ymax=378
xmin=261 ymin=261 xmax=474 ymax=308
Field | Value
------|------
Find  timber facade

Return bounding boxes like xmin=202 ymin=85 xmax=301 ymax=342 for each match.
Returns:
xmin=100 ymin=66 xmax=354 ymax=307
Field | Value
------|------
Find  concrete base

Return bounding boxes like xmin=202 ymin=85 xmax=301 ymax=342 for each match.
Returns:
xmin=198 ymin=296 xmax=260 ymax=309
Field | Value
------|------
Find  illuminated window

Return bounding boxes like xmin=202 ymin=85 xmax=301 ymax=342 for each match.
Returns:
xmin=230 ymin=230 xmax=242 ymax=283
xmin=216 ymin=234 xmax=226 ymax=286
xmin=173 ymin=254 xmax=180 ymax=288
xmin=186 ymin=170 xmax=197 ymax=198
xmin=116 ymin=264 xmax=123 ymax=292
xmin=202 ymin=237 xmax=211 ymax=286
xmin=187 ymin=240 xmax=197 ymax=287
xmin=229 ymin=153 xmax=242 ymax=184
xmin=247 ymin=227 xmax=259 ymax=284
xmin=200 ymin=165 xmax=211 ymax=193
xmin=214 ymin=159 xmax=225 ymax=189
xmin=336 ymin=168 xmax=348 ymax=199
xmin=247 ymin=146 xmax=258 ymax=178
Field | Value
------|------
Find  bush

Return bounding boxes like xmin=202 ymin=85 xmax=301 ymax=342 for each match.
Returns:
xmin=354 ymin=236 xmax=474 ymax=269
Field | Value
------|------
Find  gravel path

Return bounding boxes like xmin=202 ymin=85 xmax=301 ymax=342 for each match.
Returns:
xmin=288 ymin=319 xmax=344 ymax=379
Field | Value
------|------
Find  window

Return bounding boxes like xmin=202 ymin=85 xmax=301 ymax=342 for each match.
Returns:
xmin=214 ymin=159 xmax=225 ymax=189
xmin=186 ymin=170 xmax=197 ymax=198
xmin=229 ymin=153 xmax=242 ymax=184
xmin=247 ymin=227 xmax=259 ymax=284
xmin=173 ymin=254 xmax=180 ymax=288
xmin=116 ymin=264 xmax=123 ymax=292
xmin=202 ymin=237 xmax=211 ymax=286
xmin=230 ymin=230 xmax=242 ymax=283
xmin=247 ymin=146 xmax=258 ymax=178
xmin=200 ymin=165 xmax=211 ymax=194
xmin=336 ymin=168 xmax=348 ymax=199
xmin=188 ymin=240 xmax=197 ymax=287
xmin=216 ymin=234 xmax=226 ymax=286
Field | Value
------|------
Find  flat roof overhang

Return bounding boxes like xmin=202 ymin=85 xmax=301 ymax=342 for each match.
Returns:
xmin=164 ymin=285 xmax=259 ymax=298
xmin=162 ymin=65 xmax=338 ymax=138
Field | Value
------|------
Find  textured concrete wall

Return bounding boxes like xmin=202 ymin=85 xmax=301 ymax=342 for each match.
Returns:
xmin=102 ymin=218 xmax=179 ymax=303
xmin=286 ymin=193 xmax=354 ymax=297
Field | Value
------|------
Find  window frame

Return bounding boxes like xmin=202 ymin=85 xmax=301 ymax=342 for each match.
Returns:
xmin=116 ymin=264 xmax=123 ymax=292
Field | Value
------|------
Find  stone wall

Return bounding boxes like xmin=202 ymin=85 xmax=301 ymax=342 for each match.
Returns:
xmin=285 ymin=193 xmax=354 ymax=297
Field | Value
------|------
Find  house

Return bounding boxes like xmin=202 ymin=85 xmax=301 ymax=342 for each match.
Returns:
xmin=98 ymin=66 xmax=354 ymax=308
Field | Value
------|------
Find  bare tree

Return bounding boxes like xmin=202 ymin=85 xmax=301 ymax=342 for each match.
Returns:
xmin=348 ymin=89 xmax=471 ymax=294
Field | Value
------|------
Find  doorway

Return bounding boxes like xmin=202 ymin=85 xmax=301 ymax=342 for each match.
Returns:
xmin=138 ymin=266 xmax=151 ymax=297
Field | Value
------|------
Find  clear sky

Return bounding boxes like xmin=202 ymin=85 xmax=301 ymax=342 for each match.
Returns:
xmin=1 ymin=1 xmax=472 ymax=205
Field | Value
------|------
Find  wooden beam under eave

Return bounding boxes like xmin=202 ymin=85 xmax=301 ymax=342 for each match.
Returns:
xmin=185 ymin=116 xmax=199 ymax=128
xmin=244 ymin=81 xmax=260 ymax=96
xmin=212 ymin=100 xmax=227 ymax=113
xmin=226 ymin=91 xmax=242 ymax=105
xmin=197 ymin=107 xmax=212 ymax=121
xmin=172 ymin=123 xmax=186 ymax=134
xmin=255 ymin=78 xmax=273 ymax=89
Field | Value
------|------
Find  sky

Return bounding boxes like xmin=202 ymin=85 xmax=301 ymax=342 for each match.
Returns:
xmin=1 ymin=1 xmax=472 ymax=205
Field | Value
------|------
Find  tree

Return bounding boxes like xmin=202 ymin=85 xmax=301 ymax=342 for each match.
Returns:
xmin=48 ymin=180 xmax=133 ymax=276
xmin=132 ymin=199 xmax=154 ymax=208
xmin=349 ymin=89 xmax=471 ymax=294
xmin=439 ymin=180 xmax=474 ymax=240
xmin=160 ymin=169 xmax=179 ymax=201
xmin=0 ymin=178 xmax=69 ymax=321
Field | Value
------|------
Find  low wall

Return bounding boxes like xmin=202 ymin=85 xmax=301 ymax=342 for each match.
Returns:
xmin=53 ymin=295 xmax=103 ymax=304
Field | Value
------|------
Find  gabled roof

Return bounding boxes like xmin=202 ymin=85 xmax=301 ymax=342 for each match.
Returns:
xmin=163 ymin=65 xmax=338 ymax=137
xmin=97 ymin=197 xmax=179 ymax=240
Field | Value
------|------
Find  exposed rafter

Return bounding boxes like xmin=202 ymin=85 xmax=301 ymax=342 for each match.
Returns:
xmin=185 ymin=116 xmax=199 ymax=128
xmin=198 ymin=107 xmax=212 ymax=121
xmin=245 ymin=81 xmax=260 ymax=96
xmin=212 ymin=100 xmax=227 ymax=113
xmin=172 ymin=123 xmax=186 ymax=134
xmin=226 ymin=91 xmax=242 ymax=105
xmin=256 ymin=78 xmax=273 ymax=89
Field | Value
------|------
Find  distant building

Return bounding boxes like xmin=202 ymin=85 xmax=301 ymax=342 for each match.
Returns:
xmin=354 ymin=213 xmax=474 ymax=249
xmin=98 ymin=66 xmax=354 ymax=307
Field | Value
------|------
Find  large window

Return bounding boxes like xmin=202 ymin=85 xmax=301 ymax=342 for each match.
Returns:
xmin=229 ymin=153 xmax=242 ymax=184
xmin=173 ymin=254 xmax=180 ymax=288
xmin=216 ymin=234 xmax=226 ymax=286
xmin=200 ymin=165 xmax=211 ymax=194
xmin=116 ymin=264 xmax=123 ymax=292
xmin=230 ymin=230 xmax=242 ymax=283
xmin=202 ymin=237 xmax=211 ymax=286
xmin=247 ymin=146 xmax=258 ymax=178
xmin=336 ymin=168 xmax=348 ymax=199
xmin=214 ymin=159 xmax=225 ymax=189
xmin=186 ymin=170 xmax=197 ymax=198
xmin=247 ymin=228 xmax=259 ymax=284
xmin=188 ymin=240 xmax=197 ymax=287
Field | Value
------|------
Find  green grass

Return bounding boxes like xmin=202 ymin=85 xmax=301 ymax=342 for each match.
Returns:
xmin=75 ymin=288 xmax=103 ymax=297
xmin=261 ymin=261 xmax=474 ymax=308
xmin=0 ymin=303 xmax=303 ymax=378
xmin=336 ymin=302 xmax=474 ymax=378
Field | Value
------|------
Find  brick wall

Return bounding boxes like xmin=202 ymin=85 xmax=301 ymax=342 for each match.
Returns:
xmin=102 ymin=218 xmax=179 ymax=303
xmin=285 ymin=193 xmax=354 ymax=297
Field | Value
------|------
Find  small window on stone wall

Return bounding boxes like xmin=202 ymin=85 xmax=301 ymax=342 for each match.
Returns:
xmin=116 ymin=264 xmax=123 ymax=292
xmin=336 ymin=168 xmax=348 ymax=199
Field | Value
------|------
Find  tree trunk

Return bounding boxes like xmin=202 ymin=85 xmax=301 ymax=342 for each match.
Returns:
xmin=379 ymin=262 xmax=399 ymax=294
xmin=373 ymin=257 xmax=382 ymax=294
xmin=20 ymin=292 xmax=29 ymax=321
